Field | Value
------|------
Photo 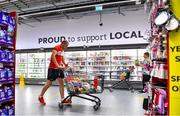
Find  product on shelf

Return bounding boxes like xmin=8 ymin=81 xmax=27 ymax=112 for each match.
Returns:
xmin=0 ymin=87 xmax=6 ymax=101
xmin=4 ymin=85 xmax=14 ymax=99
xmin=6 ymin=68 xmax=14 ymax=80
xmin=0 ymin=30 xmax=7 ymax=43
xmin=7 ymin=104 xmax=14 ymax=115
xmin=0 ymin=68 xmax=7 ymax=82
xmin=0 ymin=50 xmax=8 ymax=62
xmin=6 ymin=35 xmax=13 ymax=45
xmin=0 ymin=11 xmax=15 ymax=114
xmin=7 ymin=51 xmax=14 ymax=63
xmin=7 ymin=16 xmax=15 ymax=26
xmin=0 ymin=12 xmax=8 ymax=26
xmin=0 ymin=107 xmax=8 ymax=115
xmin=7 ymin=24 xmax=15 ymax=36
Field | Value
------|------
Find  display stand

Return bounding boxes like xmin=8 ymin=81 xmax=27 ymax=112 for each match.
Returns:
xmin=0 ymin=11 xmax=16 ymax=115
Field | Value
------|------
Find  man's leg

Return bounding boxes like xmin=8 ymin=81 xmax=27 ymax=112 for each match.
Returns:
xmin=38 ymin=80 xmax=52 ymax=104
xmin=57 ymin=78 xmax=64 ymax=100
xmin=40 ymin=80 xmax=52 ymax=97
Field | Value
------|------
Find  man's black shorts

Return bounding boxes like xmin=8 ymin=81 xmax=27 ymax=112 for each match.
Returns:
xmin=47 ymin=68 xmax=65 ymax=81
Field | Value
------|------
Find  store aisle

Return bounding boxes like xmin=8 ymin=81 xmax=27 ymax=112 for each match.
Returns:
xmin=15 ymin=85 xmax=144 ymax=115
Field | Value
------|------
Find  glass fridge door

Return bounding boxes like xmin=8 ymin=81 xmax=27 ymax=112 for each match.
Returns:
xmin=111 ymin=49 xmax=137 ymax=80
xmin=15 ymin=53 xmax=28 ymax=78
xmin=65 ymin=51 xmax=87 ymax=78
xmin=28 ymin=53 xmax=45 ymax=78
xmin=87 ymin=50 xmax=110 ymax=80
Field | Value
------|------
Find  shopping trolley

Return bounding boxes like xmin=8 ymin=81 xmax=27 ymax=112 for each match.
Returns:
xmin=58 ymin=68 xmax=105 ymax=111
xmin=108 ymin=70 xmax=134 ymax=93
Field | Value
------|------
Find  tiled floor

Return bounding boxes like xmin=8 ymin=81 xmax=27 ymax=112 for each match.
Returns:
xmin=15 ymin=85 xmax=145 ymax=116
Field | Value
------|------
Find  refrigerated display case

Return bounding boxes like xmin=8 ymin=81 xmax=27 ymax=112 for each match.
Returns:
xmin=15 ymin=49 xmax=146 ymax=81
xmin=87 ymin=50 xmax=110 ymax=80
xmin=111 ymin=49 xmax=137 ymax=80
xmin=65 ymin=51 xmax=87 ymax=78
xmin=27 ymin=53 xmax=45 ymax=78
xmin=15 ymin=53 xmax=28 ymax=78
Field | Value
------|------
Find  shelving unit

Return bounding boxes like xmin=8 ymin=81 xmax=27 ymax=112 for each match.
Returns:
xmin=15 ymin=53 xmax=27 ymax=79
xmin=0 ymin=11 xmax=16 ymax=115
xmin=16 ymin=49 xmax=146 ymax=81
xmin=27 ymin=53 xmax=45 ymax=79
xmin=142 ymin=1 xmax=168 ymax=114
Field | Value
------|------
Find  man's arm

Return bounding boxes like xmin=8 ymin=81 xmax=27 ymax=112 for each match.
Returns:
xmin=62 ymin=56 xmax=68 ymax=67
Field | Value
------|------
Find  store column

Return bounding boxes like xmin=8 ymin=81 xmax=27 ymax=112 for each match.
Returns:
xmin=169 ymin=0 xmax=180 ymax=115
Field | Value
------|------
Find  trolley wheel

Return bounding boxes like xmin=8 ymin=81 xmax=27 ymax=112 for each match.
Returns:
xmin=109 ymin=88 xmax=113 ymax=92
xmin=97 ymin=102 xmax=101 ymax=107
xmin=131 ymin=89 xmax=134 ymax=93
xmin=58 ymin=103 xmax=63 ymax=109
xmin=93 ymin=104 xmax=99 ymax=111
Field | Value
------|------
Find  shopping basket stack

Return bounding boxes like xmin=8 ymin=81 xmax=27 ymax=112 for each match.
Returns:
xmin=59 ymin=68 xmax=104 ymax=111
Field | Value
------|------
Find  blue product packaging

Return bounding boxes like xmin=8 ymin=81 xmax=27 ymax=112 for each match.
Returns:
xmin=0 ymin=12 xmax=8 ymax=26
xmin=4 ymin=85 xmax=13 ymax=99
xmin=7 ymin=104 xmax=14 ymax=116
xmin=0 ymin=50 xmax=8 ymax=62
xmin=0 ymin=69 xmax=7 ymax=82
xmin=6 ymin=68 xmax=14 ymax=80
xmin=0 ymin=30 xmax=7 ymax=43
xmin=7 ymin=51 xmax=14 ymax=62
xmin=7 ymin=24 xmax=15 ymax=36
xmin=0 ymin=109 xmax=2 ymax=115
xmin=2 ymin=107 xmax=8 ymax=115
xmin=6 ymin=35 xmax=13 ymax=45
xmin=8 ymin=16 xmax=15 ymax=26
xmin=0 ymin=87 xmax=6 ymax=101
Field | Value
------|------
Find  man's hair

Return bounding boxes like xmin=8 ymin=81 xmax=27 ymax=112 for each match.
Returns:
xmin=144 ymin=52 xmax=149 ymax=57
xmin=61 ymin=40 xmax=69 ymax=44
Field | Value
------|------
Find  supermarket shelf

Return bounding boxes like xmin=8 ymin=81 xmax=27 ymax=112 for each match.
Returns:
xmin=28 ymin=63 xmax=44 ymax=65
xmin=0 ymin=63 xmax=14 ymax=68
xmin=16 ymin=69 xmax=27 ymax=70
xmin=87 ymin=56 xmax=109 ymax=58
xmin=73 ymin=65 xmax=86 ymax=67
xmin=0 ymin=80 xmax=14 ymax=86
xmin=69 ymin=60 xmax=86 ymax=63
xmin=111 ymin=65 xmax=133 ymax=66
xmin=66 ymin=56 xmax=86 ymax=58
xmin=87 ymin=61 xmax=110 ymax=62
xmin=16 ymin=62 xmax=27 ymax=64
xmin=87 ymin=70 xmax=110 ymax=72
xmin=0 ymin=98 xmax=14 ymax=105
xmin=28 ymin=66 xmax=44 ymax=68
xmin=87 ymin=65 xmax=110 ymax=67
xmin=28 ymin=73 xmax=45 ymax=74
xmin=29 ymin=67 xmax=45 ymax=69
xmin=112 ymin=60 xmax=134 ymax=61
xmin=0 ymin=43 xmax=14 ymax=50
